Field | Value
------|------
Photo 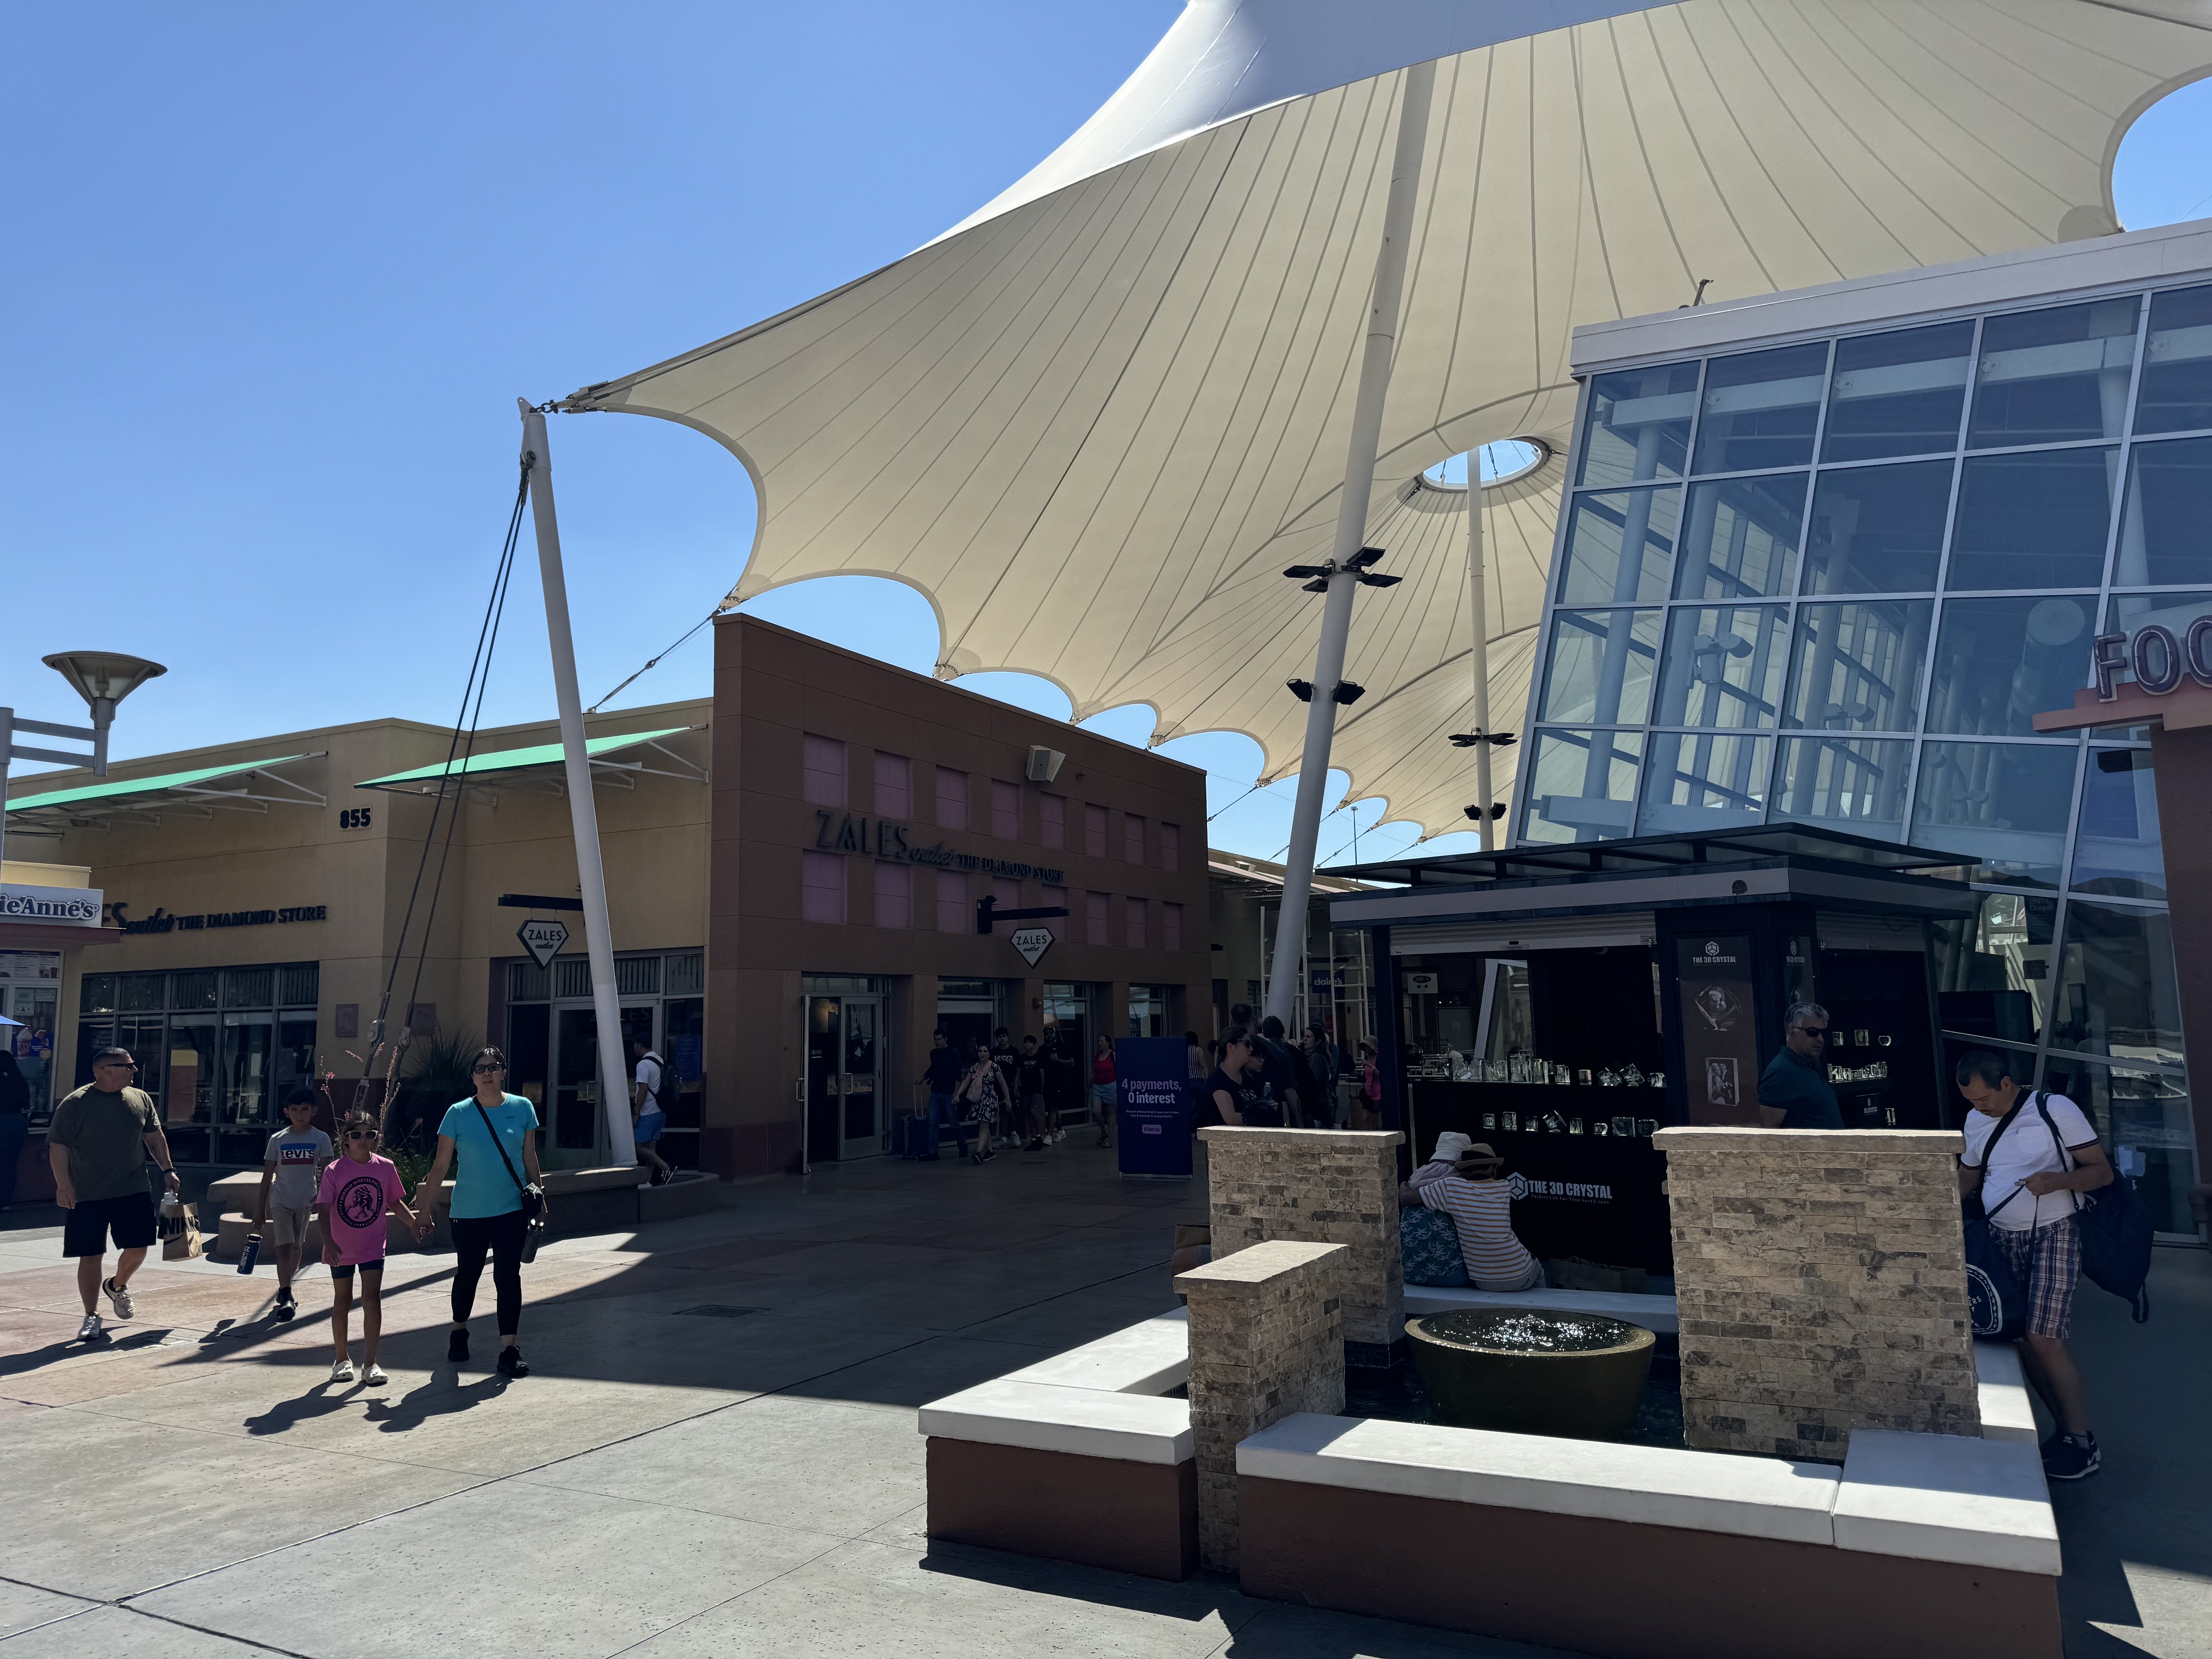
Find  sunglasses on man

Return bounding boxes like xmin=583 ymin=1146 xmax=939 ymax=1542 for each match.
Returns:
xmin=1796 ymin=1026 xmax=1829 ymax=1042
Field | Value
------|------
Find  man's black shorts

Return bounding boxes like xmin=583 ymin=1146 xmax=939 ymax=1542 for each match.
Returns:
xmin=62 ymin=1191 xmax=157 ymax=1258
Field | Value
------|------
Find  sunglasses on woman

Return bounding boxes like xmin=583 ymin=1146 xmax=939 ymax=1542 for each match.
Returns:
xmin=472 ymin=1063 xmax=505 ymax=1075
xmin=347 ymin=1129 xmax=379 ymax=1141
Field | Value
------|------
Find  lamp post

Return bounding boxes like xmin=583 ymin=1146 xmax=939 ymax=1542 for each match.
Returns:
xmin=1 ymin=653 xmax=166 ymax=870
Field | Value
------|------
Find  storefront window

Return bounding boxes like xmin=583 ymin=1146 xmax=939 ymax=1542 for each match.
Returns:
xmin=1947 ymin=448 xmax=2115 ymax=590
xmin=2 ymin=951 xmax=62 ymax=1120
xmin=1771 ymin=735 xmax=1911 ymax=839
xmin=1911 ymin=741 xmax=2077 ymax=888
xmin=1924 ymin=596 xmax=2095 ymax=737
xmin=1822 ymin=322 xmax=1973 ymax=462
xmin=2072 ymin=747 xmax=2161 ymax=900
xmin=1783 ymin=601 xmax=1931 ymax=733
xmin=1555 ymin=487 xmax=1679 ymax=606
xmin=1676 ymin=474 xmax=1805 ymax=599
xmin=1969 ymin=298 xmax=2140 ymax=448
xmin=2039 ymin=1056 xmax=2196 ymax=1234
xmin=2048 ymin=900 xmax=2183 ymax=1067
xmin=1637 ymin=732 xmax=1771 ymax=834
xmin=2134 ymin=282 xmax=2212 ymax=435
xmin=1934 ymin=892 xmax=2056 ymax=1047
xmin=1653 ymin=605 xmax=1788 ymax=728
xmin=1578 ymin=362 xmax=1696 ymax=487
xmin=1522 ymin=729 xmax=1642 ymax=844
xmin=2112 ymin=436 xmax=2212 ymax=586
xmin=1693 ymin=343 xmax=1827 ymax=474
xmin=1539 ymin=609 xmax=1662 ymax=725
xmin=1803 ymin=462 xmax=1951 ymax=594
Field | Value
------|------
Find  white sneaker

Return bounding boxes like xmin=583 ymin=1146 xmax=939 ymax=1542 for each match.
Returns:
xmin=363 ymin=1362 xmax=388 ymax=1386
xmin=77 ymin=1312 xmax=103 ymax=1342
xmin=103 ymin=1277 xmax=134 ymax=1320
xmin=331 ymin=1358 xmax=356 ymax=1383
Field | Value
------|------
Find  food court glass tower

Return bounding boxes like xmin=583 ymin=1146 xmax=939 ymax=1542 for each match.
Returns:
xmin=1517 ymin=230 xmax=2212 ymax=1234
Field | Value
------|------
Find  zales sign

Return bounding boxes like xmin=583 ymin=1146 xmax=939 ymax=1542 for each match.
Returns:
xmin=811 ymin=811 xmax=1064 ymax=884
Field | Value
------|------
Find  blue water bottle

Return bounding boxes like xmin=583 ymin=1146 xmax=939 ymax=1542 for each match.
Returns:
xmin=238 ymin=1233 xmax=262 ymax=1274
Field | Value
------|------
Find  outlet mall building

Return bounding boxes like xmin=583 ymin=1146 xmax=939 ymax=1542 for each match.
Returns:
xmin=0 ymin=617 xmax=1214 ymax=1183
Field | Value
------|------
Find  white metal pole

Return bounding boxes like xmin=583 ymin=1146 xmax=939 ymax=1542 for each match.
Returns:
xmin=1466 ymin=463 xmax=1496 ymax=852
xmin=519 ymin=400 xmax=637 ymax=1171
xmin=1263 ymin=58 xmax=1434 ymax=1030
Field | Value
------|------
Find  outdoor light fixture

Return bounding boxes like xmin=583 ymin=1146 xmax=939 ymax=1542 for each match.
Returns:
xmin=1281 ymin=547 xmax=1398 ymax=594
xmin=1287 ymin=679 xmax=1314 ymax=702
xmin=1448 ymin=732 xmax=1516 ymax=748
xmin=1333 ymin=682 xmax=1365 ymax=705
xmin=2 ymin=650 xmax=166 ymax=866
xmin=1463 ymin=804 xmax=1507 ymax=821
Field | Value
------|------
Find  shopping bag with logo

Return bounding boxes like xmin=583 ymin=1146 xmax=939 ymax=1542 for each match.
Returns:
xmin=158 ymin=1197 xmax=204 ymax=1262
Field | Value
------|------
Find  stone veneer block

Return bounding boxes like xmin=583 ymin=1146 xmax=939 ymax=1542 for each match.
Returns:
xmin=1175 ymin=1239 xmax=1348 ymax=1573
xmin=1197 ymin=1127 xmax=1404 ymax=1349
xmin=1655 ymin=1127 xmax=1979 ymax=1460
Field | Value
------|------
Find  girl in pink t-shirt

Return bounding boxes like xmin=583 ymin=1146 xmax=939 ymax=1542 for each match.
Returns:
xmin=314 ymin=1113 xmax=421 ymax=1386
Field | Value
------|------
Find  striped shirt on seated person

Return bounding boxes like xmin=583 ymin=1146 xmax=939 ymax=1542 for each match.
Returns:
xmin=1402 ymin=1134 xmax=1543 ymax=1291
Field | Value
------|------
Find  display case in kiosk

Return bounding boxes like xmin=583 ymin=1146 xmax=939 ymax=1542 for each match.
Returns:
xmin=1325 ymin=826 xmax=1977 ymax=1276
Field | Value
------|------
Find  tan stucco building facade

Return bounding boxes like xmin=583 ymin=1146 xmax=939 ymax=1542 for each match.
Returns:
xmin=5 ymin=618 xmax=1210 ymax=1183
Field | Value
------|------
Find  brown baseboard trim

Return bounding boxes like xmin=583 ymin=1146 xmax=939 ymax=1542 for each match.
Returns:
xmin=1238 ymin=1475 xmax=2060 ymax=1659
xmin=927 ymin=1437 xmax=1199 ymax=1582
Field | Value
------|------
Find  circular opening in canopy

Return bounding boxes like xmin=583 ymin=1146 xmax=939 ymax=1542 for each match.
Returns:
xmin=1424 ymin=440 xmax=1547 ymax=489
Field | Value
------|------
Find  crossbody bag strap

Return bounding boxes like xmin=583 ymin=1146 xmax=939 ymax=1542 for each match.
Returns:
xmin=1969 ymin=1095 xmax=2034 ymax=1220
xmin=2030 ymin=1091 xmax=2086 ymax=1216
xmin=473 ymin=1099 xmax=531 ymax=1196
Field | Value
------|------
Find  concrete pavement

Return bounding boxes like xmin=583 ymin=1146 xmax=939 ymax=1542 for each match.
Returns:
xmin=0 ymin=1143 xmax=2204 ymax=1657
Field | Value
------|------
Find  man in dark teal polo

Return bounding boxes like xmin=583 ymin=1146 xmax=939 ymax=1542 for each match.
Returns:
xmin=1757 ymin=1002 xmax=1841 ymax=1128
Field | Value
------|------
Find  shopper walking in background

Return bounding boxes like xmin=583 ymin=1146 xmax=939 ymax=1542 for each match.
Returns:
xmin=629 ymin=1037 xmax=675 ymax=1187
xmin=415 ymin=1046 xmax=544 ymax=1378
xmin=48 ymin=1047 xmax=177 ymax=1342
xmin=1185 ymin=1030 xmax=1206 ymax=1082
xmin=252 ymin=1087 xmax=332 ymax=1322
xmin=1355 ymin=1041 xmax=1382 ymax=1130
xmin=958 ymin=1042 xmax=1002 ymax=1164
xmin=0 ymin=1052 xmax=31 ymax=1212
xmin=315 ymin=1112 xmax=419 ymax=1385
xmin=919 ymin=1030 xmax=969 ymax=1159
xmin=1017 ymin=1036 xmax=1053 ymax=1149
xmin=1302 ymin=1024 xmax=1340 ymax=1128
xmin=1092 ymin=1037 xmax=1117 ymax=1148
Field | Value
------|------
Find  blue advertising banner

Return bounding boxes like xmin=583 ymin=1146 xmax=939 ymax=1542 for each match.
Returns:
xmin=1115 ymin=1037 xmax=1193 ymax=1178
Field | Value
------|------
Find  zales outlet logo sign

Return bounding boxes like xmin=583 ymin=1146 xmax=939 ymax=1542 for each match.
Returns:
xmin=812 ymin=811 xmax=1063 ymax=884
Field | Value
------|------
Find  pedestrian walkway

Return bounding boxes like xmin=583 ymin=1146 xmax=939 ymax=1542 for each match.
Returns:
xmin=0 ymin=1146 xmax=2203 ymax=1657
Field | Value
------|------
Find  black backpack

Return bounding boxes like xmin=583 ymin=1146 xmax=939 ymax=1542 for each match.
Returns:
xmin=2027 ymin=1095 xmax=2153 ymax=1323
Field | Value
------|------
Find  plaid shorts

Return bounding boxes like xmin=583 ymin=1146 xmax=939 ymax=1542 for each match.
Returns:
xmin=1992 ymin=1214 xmax=2081 ymax=1340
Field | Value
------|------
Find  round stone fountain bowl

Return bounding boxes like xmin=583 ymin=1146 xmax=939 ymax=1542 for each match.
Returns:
xmin=1405 ymin=1310 xmax=1655 ymax=1438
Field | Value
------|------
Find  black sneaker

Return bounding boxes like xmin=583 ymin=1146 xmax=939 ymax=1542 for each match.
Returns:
xmin=274 ymin=1290 xmax=296 ymax=1322
xmin=2043 ymin=1433 xmax=2100 ymax=1481
xmin=496 ymin=1346 xmax=529 ymax=1378
xmin=447 ymin=1328 xmax=469 ymax=1365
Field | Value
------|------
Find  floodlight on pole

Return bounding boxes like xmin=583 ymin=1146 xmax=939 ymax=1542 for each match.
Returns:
xmin=3 ymin=652 xmax=167 ymax=869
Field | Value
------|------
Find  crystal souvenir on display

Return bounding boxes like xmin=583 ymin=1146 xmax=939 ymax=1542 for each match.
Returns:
xmin=1509 ymin=1053 xmax=1528 ymax=1084
xmin=1621 ymin=1064 xmax=1644 ymax=1088
xmin=1637 ymin=1119 xmax=1659 ymax=1136
xmin=1856 ymin=1030 xmax=1870 ymax=1048
xmin=1598 ymin=1069 xmax=1619 ymax=1088
xmin=1487 ymin=1058 xmax=1508 ymax=1083
xmin=1556 ymin=1064 xmax=1573 ymax=1085
xmin=1568 ymin=1118 xmax=1585 ymax=1134
xmin=1648 ymin=1072 xmax=1664 ymax=1091
xmin=1877 ymin=1034 xmax=1893 ymax=1047
xmin=1592 ymin=1119 xmax=1610 ymax=1135
xmin=1482 ymin=1112 xmax=1497 ymax=1130
xmin=1543 ymin=1111 xmax=1566 ymax=1134
xmin=1577 ymin=1068 xmax=1594 ymax=1086
xmin=1612 ymin=1115 xmax=1634 ymax=1138
xmin=1502 ymin=1111 xmax=1518 ymax=1131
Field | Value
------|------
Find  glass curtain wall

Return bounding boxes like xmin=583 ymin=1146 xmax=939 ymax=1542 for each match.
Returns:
xmin=1522 ymin=280 xmax=2212 ymax=1230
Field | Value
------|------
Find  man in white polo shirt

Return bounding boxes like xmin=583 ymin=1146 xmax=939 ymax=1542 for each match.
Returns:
xmin=1956 ymin=1049 xmax=2113 ymax=1482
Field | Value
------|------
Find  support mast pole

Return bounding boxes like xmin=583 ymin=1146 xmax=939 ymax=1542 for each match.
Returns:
xmin=519 ymin=400 xmax=637 ymax=1170
xmin=1467 ymin=460 xmax=1496 ymax=852
xmin=1264 ymin=58 xmax=1434 ymax=1031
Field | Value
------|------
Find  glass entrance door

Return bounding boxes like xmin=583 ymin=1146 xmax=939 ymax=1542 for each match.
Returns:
xmin=549 ymin=1001 xmax=657 ymax=1169
xmin=805 ymin=993 xmax=889 ymax=1163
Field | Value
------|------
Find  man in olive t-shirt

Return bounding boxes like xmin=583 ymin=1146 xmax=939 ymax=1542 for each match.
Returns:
xmin=48 ymin=1046 xmax=180 ymax=1342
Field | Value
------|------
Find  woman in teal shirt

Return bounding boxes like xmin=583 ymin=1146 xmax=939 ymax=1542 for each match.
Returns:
xmin=414 ymin=1046 xmax=544 ymax=1376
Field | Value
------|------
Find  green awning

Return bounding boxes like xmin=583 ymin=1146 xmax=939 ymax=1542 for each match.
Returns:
xmin=6 ymin=756 xmax=318 ymax=820
xmin=354 ymin=727 xmax=701 ymax=792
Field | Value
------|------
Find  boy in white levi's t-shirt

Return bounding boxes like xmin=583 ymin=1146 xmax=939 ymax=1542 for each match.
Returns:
xmin=1956 ymin=1050 xmax=2115 ymax=1482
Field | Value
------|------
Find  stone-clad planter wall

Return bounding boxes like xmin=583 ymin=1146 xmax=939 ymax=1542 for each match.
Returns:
xmin=1176 ymin=1239 xmax=1347 ymax=1573
xmin=1199 ymin=1127 xmax=1402 ymax=1356
xmin=1656 ymin=1127 xmax=1979 ymax=1458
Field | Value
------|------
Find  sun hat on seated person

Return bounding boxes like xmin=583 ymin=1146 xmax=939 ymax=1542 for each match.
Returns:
xmin=1457 ymin=1141 xmax=1503 ymax=1170
xmin=1430 ymin=1131 xmax=1474 ymax=1164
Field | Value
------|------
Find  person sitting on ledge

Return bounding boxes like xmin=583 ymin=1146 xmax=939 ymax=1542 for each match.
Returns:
xmin=1398 ymin=1140 xmax=1544 ymax=1292
xmin=1756 ymin=1001 xmax=1842 ymax=1128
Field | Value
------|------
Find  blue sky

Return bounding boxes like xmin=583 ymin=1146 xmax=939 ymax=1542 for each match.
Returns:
xmin=8 ymin=3 xmax=2210 ymax=871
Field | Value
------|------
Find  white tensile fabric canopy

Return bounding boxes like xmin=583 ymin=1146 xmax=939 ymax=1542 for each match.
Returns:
xmin=563 ymin=0 xmax=2212 ymax=841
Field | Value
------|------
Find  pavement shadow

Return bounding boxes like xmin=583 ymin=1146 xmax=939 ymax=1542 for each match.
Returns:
xmin=361 ymin=1365 xmax=510 ymax=1436
xmin=0 ymin=1325 xmax=167 ymax=1376
xmin=241 ymin=1378 xmax=378 ymax=1437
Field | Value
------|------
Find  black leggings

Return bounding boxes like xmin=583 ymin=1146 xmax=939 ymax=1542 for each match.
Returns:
xmin=451 ymin=1210 xmax=526 ymax=1336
